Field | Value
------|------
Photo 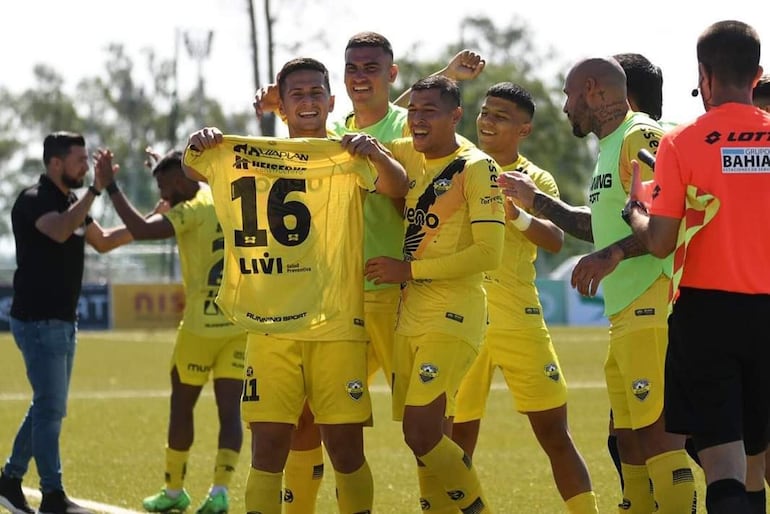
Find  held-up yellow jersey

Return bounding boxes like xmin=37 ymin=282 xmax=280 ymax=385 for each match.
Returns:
xmin=484 ymin=155 xmax=559 ymax=330
xmin=388 ymin=138 xmax=505 ymax=345
xmin=164 ymin=186 xmax=243 ymax=337
xmin=183 ymin=136 xmax=376 ymax=340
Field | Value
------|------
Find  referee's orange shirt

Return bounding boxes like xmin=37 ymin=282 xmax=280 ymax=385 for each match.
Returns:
xmin=651 ymin=102 xmax=770 ymax=294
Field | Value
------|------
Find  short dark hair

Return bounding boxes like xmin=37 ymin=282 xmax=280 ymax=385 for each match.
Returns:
xmin=345 ymin=32 xmax=394 ymax=59
xmin=43 ymin=132 xmax=85 ymax=165
xmin=151 ymin=150 xmax=184 ymax=176
xmin=277 ymin=57 xmax=331 ymax=99
xmin=411 ymin=75 xmax=461 ymax=108
xmin=614 ymin=53 xmax=663 ymax=121
xmin=485 ymin=82 xmax=535 ymax=119
xmin=697 ymin=20 xmax=761 ymax=89
xmin=753 ymin=75 xmax=770 ymax=104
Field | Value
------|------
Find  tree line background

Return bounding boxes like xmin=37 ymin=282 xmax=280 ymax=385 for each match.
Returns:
xmin=0 ymin=12 xmax=595 ymax=277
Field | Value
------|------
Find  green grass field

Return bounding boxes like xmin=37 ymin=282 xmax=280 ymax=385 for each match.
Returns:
xmin=0 ymin=327 xmax=715 ymax=513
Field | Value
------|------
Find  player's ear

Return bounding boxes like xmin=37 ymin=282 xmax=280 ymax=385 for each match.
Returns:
xmin=389 ymin=63 xmax=399 ymax=84
xmin=519 ymin=121 xmax=532 ymax=139
xmin=328 ymin=94 xmax=335 ymax=113
xmin=451 ymin=106 xmax=463 ymax=126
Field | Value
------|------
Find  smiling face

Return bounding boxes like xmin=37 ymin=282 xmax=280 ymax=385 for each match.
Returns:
xmin=408 ymin=88 xmax=462 ymax=159
xmin=344 ymin=45 xmax=397 ymax=110
xmin=278 ymin=68 xmax=335 ymax=138
xmin=476 ymin=95 xmax=532 ymax=164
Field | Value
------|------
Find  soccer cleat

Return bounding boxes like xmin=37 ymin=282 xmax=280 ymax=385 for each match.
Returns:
xmin=0 ymin=472 xmax=34 ymax=514
xmin=194 ymin=491 xmax=228 ymax=514
xmin=142 ymin=489 xmax=191 ymax=513
xmin=37 ymin=490 xmax=93 ymax=514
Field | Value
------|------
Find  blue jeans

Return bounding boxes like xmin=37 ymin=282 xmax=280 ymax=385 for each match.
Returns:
xmin=3 ymin=317 xmax=77 ymax=493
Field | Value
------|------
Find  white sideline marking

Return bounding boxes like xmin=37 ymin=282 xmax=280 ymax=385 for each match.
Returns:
xmin=0 ymin=381 xmax=606 ymax=402
xmin=21 ymin=487 xmax=143 ymax=514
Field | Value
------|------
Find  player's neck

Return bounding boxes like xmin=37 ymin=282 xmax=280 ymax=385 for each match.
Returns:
xmin=352 ymin=102 xmax=389 ymax=130
xmin=487 ymin=148 xmax=520 ymax=169
xmin=288 ymin=127 xmax=328 ymax=138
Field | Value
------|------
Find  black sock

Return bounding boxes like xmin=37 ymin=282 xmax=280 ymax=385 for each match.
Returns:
xmin=747 ymin=489 xmax=766 ymax=514
xmin=706 ymin=479 xmax=750 ymax=514
xmin=607 ymin=434 xmax=624 ymax=489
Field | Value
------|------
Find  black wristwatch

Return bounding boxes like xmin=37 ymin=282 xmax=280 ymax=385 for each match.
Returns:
xmin=621 ymin=200 xmax=647 ymax=225
xmin=88 ymin=184 xmax=102 ymax=196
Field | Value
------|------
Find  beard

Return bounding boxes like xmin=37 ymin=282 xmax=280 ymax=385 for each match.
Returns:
xmin=571 ymin=123 xmax=588 ymax=138
xmin=61 ymin=173 xmax=85 ymax=189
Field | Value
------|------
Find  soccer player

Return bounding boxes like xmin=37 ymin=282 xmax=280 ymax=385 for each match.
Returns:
xmin=365 ymin=75 xmax=504 ymax=513
xmin=183 ymin=57 xmax=408 ymax=514
xmin=450 ymin=82 xmax=598 ymax=514
xmin=501 ymin=57 xmax=696 ymax=513
xmin=253 ymin=33 xmax=484 ymax=514
xmin=90 ymin=149 xmax=247 ymax=514
xmin=0 ymin=133 xmax=131 ymax=514
xmin=626 ymin=20 xmax=770 ymax=514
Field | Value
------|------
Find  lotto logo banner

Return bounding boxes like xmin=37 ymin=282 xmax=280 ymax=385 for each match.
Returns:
xmin=112 ymin=283 xmax=185 ymax=329
xmin=721 ymin=147 xmax=770 ymax=173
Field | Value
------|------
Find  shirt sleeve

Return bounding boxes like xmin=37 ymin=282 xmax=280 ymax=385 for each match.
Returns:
xmin=163 ymin=200 xmax=192 ymax=236
xmin=411 ymin=157 xmax=505 ymax=280
xmin=619 ymin=125 xmax=662 ymax=193
xmin=650 ymin=134 xmax=686 ymax=219
xmin=410 ymin=221 xmax=505 ymax=279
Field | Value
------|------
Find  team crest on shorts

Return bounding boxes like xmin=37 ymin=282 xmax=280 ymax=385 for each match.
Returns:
xmin=544 ymin=362 xmax=560 ymax=382
xmin=448 ymin=490 xmax=465 ymax=501
xmin=282 ymin=488 xmax=294 ymax=503
xmin=346 ymin=379 xmax=364 ymax=400
xmin=632 ymin=379 xmax=651 ymax=401
xmin=245 ymin=366 xmax=254 ymax=377
xmin=419 ymin=498 xmax=430 ymax=510
xmin=419 ymin=363 xmax=439 ymax=383
xmin=433 ymin=178 xmax=452 ymax=197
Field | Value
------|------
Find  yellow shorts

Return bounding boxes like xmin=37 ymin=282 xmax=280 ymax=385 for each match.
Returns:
xmin=605 ymin=275 xmax=669 ymax=430
xmin=364 ymin=287 xmax=399 ymax=384
xmin=392 ymin=332 xmax=478 ymax=421
xmin=172 ymin=328 xmax=246 ymax=386
xmin=241 ymin=334 xmax=371 ymax=426
xmin=455 ymin=326 xmax=567 ymax=422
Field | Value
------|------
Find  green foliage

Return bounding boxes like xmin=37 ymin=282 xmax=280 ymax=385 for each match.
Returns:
xmin=0 ymin=45 xmax=255 ymax=234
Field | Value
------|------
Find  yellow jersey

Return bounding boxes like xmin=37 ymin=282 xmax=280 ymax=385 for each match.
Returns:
xmin=388 ymin=138 xmax=505 ymax=345
xmin=183 ymin=136 xmax=376 ymax=340
xmin=484 ymin=155 xmax=559 ymax=330
xmin=164 ymin=186 xmax=243 ymax=337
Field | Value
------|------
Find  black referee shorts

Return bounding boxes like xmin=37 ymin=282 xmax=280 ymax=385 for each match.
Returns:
xmin=664 ymin=287 xmax=770 ymax=455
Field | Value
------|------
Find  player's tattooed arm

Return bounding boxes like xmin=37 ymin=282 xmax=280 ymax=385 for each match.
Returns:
xmin=610 ymin=234 xmax=649 ymax=259
xmin=532 ymin=191 xmax=593 ymax=243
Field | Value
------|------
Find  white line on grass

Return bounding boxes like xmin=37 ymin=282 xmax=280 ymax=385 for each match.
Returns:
xmin=22 ymin=487 xmax=143 ymax=514
xmin=0 ymin=380 xmax=606 ymax=402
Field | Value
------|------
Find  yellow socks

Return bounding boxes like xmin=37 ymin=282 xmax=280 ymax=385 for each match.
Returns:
xmin=565 ymin=491 xmax=599 ymax=514
xmin=619 ymin=463 xmax=655 ymax=513
xmin=212 ymin=448 xmax=239 ymax=489
xmin=283 ymin=447 xmax=324 ymax=514
xmin=165 ymin=448 xmax=189 ymax=490
xmin=417 ymin=464 xmax=458 ymax=513
xmin=646 ymin=450 xmax=696 ymax=514
xmin=418 ymin=436 xmax=491 ymax=513
xmin=245 ymin=467 xmax=282 ymax=514
xmin=334 ymin=461 xmax=373 ymax=514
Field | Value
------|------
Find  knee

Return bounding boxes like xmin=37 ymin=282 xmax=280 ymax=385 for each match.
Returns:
xmin=403 ymin=420 xmax=442 ymax=457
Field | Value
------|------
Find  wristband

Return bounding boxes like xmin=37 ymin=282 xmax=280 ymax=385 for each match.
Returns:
xmin=510 ymin=208 xmax=532 ymax=231
xmin=106 ymin=182 xmax=120 ymax=196
xmin=88 ymin=185 xmax=101 ymax=196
